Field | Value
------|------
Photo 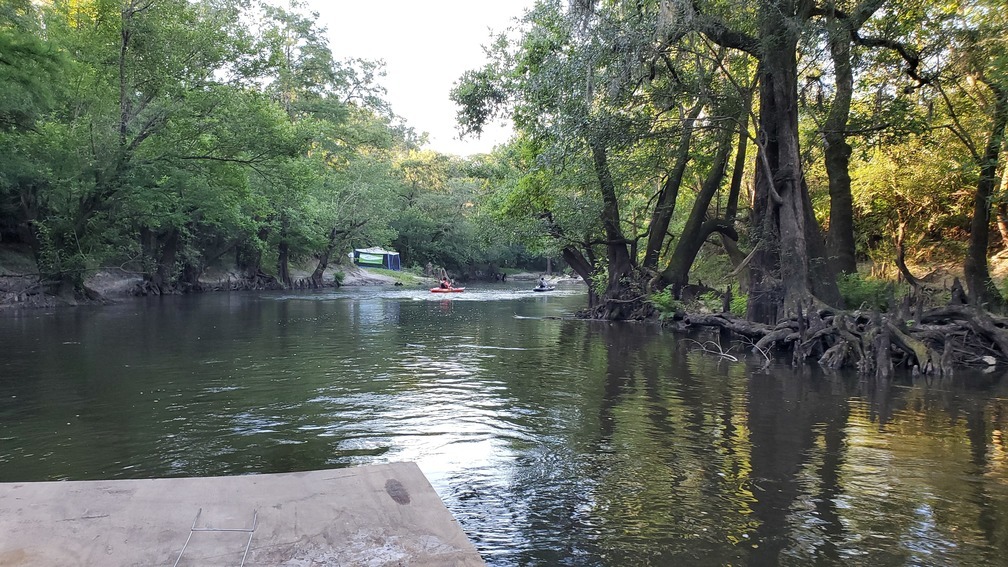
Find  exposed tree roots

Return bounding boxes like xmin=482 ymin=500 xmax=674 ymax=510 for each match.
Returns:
xmin=134 ymin=269 xmax=287 ymax=296
xmin=663 ymin=302 xmax=1008 ymax=377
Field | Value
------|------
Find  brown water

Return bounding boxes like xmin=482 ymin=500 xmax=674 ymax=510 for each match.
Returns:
xmin=2 ymin=285 xmax=1007 ymax=565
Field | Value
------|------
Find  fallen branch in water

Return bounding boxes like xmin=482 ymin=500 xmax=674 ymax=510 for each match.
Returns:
xmin=684 ymin=337 xmax=739 ymax=362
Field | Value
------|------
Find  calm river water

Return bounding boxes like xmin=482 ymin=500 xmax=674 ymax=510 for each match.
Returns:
xmin=2 ymin=285 xmax=1008 ymax=565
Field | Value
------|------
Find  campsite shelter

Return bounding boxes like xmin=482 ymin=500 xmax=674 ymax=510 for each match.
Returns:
xmin=352 ymin=247 xmax=401 ymax=271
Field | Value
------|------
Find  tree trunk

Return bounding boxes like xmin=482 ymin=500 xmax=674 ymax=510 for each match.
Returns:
xmin=747 ymin=23 xmax=840 ymax=322
xmin=748 ymin=46 xmax=808 ymax=323
xmin=642 ymin=104 xmax=703 ymax=271
xmin=311 ymin=250 xmax=330 ymax=287
xmin=590 ymin=141 xmax=634 ymax=295
xmin=277 ymin=214 xmax=291 ymax=289
xmin=562 ymin=245 xmax=598 ymax=307
xmin=725 ymin=91 xmax=752 ymax=224
xmin=277 ymin=240 xmax=291 ymax=288
xmin=996 ymin=203 xmax=1008 ymax=250
xmin=720 ymin=99 xmax=753 ymax=293
xmin=823 ymin=17 xmax=858 ymax=275
xmin=150 ymin=228 xmax=179 ymax=292
xmin=964 ymin=85 xmax=1008 ymax=311
xmin=998 ymin=162 xmax=1008 ymax=248
xmin=311 ymin=228 xmax=338 ymax=288
xmin=721 ymin=234 xmax=751 ymax=292
xmin=802 ymin=178 xmax=843 ymax=306
xmin=660 ymin=132 xmax=734 ymax=291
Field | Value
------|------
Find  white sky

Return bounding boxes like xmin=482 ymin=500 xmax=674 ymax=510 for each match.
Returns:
xmin=303 ymin=1 xmax=532 ymax=157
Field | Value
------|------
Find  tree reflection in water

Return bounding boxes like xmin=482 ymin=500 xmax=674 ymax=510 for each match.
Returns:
xmin=1 ymin=293 xmax=1007 ymax=565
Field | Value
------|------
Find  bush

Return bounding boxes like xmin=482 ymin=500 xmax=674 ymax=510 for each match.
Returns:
xmin=730 ymin=293 xmax=747 ymax=317
xmin=698 ymin=291 xmax=722 ymax=312
xmin=837 ymin=273 xmax=892 ymax=311
xmin=590 ymin=269 xmax=608 ymax=297
xmin=648 ymin=288 xmax=683 ymax=319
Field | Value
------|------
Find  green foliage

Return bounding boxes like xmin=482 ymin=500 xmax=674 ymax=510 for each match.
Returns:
xmin=837 ymin=273 xmax=894 ymax=311
xmin=730 ymin=293 xmax=748 ymax=317
xmin=648 ymin=288 xmax=683 ymax=319
xmin=590 ymin=268 xmax=608 ymax=297
xmin=698 ymin=291 xmax=722 ymax=313
xmin=2 ymin=0 xmax=1007 ymax=305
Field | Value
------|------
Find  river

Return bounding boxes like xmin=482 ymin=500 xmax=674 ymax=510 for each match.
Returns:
xmin=2 ymin=285 xmax=1007 ymax=565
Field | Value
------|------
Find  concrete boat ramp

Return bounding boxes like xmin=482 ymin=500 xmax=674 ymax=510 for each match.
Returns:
xmin=0 ymin=462 xmax=485 ymax=566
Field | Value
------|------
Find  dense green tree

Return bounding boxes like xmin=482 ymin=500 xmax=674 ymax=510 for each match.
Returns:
xmin=455 ymin=0 xmax=769 ymax=316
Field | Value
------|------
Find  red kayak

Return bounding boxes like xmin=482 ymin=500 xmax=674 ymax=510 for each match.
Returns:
xmin=430 ymin=287 xmax=465 ymax=293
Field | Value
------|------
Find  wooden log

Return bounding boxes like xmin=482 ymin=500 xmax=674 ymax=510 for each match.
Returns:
xmin=819 ymin=340 xmax=849 ymax=369
xmin=886 ymin=320 xmax=940 ymax=374
xmin=920 ymin=305 xmax=1008 ymax=360
xmin=755 ymin=328 xmax=798 ymax=352
xmin=940 ymin=339 xmax=955 ymax=377
xmin=680 ymin=313 xmax=773 ymax=339
xmin=875 ymin=317 xmax=893 ymax=380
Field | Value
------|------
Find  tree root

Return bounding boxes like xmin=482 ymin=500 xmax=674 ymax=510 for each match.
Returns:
xmin=671 ymin=303 xmax=1007 ymax=375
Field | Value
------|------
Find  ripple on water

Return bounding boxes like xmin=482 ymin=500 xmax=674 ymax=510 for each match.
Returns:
xmin=3 ymin=292 xmax=1008 ymax=566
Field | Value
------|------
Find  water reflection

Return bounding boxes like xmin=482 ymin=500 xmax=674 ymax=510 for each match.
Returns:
xmin=1 ymin=289 xmax=1007 ymax=565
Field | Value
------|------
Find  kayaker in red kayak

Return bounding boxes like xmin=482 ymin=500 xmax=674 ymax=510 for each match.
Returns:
xmin=439 ymin=276 xmax=452 ymax=289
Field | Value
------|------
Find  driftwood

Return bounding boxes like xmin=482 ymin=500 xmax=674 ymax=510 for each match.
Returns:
xmin=671 ymin=301 xmax=1008 ymax=376
xmin=674 ymin=313 xmax=772 ymax=339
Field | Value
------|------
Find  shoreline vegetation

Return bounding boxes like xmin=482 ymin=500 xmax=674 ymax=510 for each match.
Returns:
xmin=4 ymin=2 xmax=1008 ymax=380
xmin=5 ymin=244 xmax=1007 ymax=378
xmin=0 ymin=245 xmax=572 ymax=308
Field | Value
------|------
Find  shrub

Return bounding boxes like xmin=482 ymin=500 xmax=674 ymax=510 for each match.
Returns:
xmin=648 ymin=288 xmax=683 ymax=319
xmin=698 ymin=290 xmax=722 ymax=312
xmin=837 ymin=273 xmax=892 ymax=311
xmin=730 ymin=293 xmax=747 ymax=317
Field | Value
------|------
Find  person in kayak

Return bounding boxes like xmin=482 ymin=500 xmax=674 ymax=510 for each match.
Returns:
xmin=440 ymin=276 xmax=452 ymax=289
xmin=537 ymin=276 xmax=548 ymax=289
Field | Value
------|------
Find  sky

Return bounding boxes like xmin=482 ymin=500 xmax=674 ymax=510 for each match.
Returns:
xmin=302 ymin=1 xmax=533 ymax=157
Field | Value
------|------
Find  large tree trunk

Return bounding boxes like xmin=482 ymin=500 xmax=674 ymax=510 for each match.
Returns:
xmin=823 ymin=17 xmax=858 ymax=275
xmin=748 ymin=19 xmax=840 ymax=323
xmin=660 ymin=132 xmax=734 ymax=291
xmin=277 ymin=240 xmax=291 ymax=288
xmin=590 ymin=141 xmax=634 ymax=295
xmin=311 ymin=228 xmax=338 ymax=288
xmin=748 ymin=47 xmax=807 ymax=323
xmin=964 ymin=85 xmax=1008 ymax=311
xmin=277 ymin=215 xmax=292 ymax=289
xmin=148 ymin=228 xmax=180 ymax=292
xmin=561 ymin=245 xmax=599 ymax=307
xmin=803 ymin=178 xmax=843 ymax=307
xmin=311 ymin=249 xmax=331 ymax=287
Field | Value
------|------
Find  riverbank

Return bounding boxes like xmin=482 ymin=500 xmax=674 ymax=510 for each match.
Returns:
xmin=0 ymin=242 xmax=585 ymax=309
xmin=0 ymin=244 xmax=428 ymax=308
